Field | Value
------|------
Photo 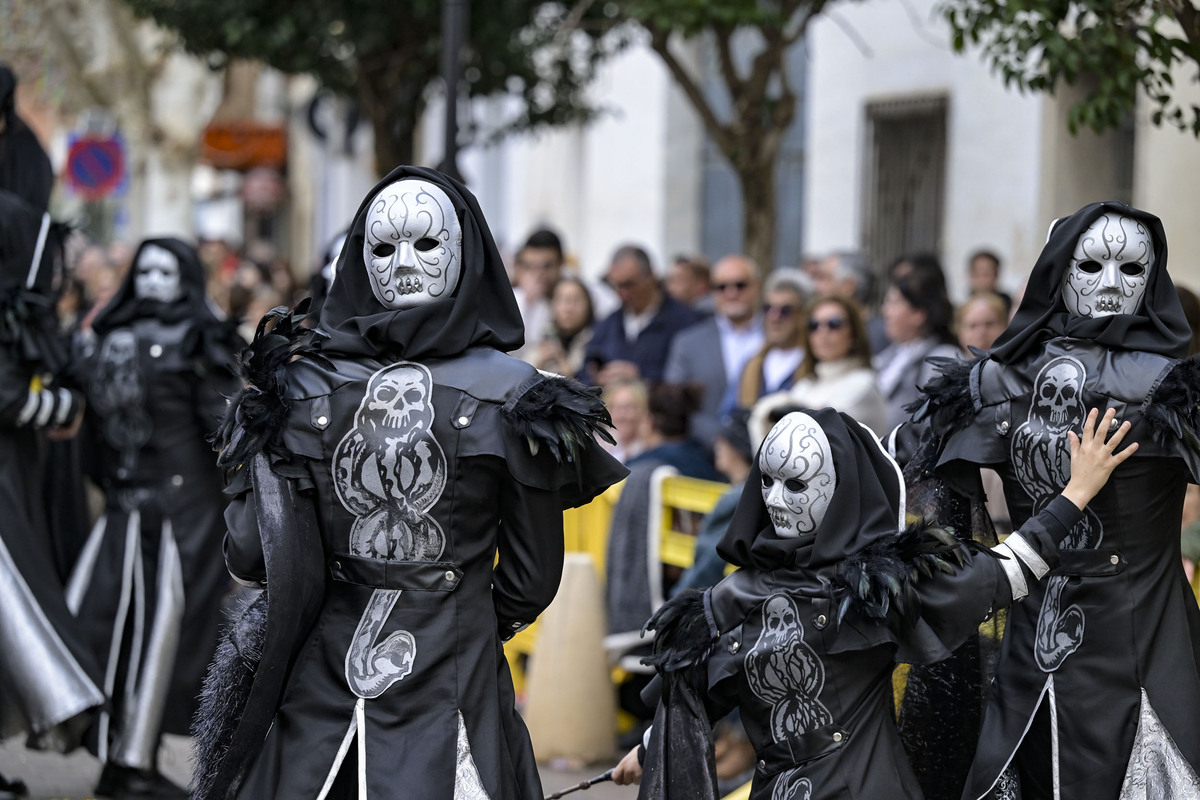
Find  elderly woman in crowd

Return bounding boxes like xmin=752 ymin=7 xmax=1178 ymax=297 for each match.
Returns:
xmin=956 ymin=291 xmax=1009 ymax=355
xmin=735 ymin=270 xmax=810 ymax=410
xmin=749 ymin=294 xmax=886 ymax=446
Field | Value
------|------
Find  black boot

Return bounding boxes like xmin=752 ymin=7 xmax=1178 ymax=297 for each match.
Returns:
xmin=96 ymin=763 xmax=189 ymax=800
xmin=0 ymin=773 xmax=28 ymax=800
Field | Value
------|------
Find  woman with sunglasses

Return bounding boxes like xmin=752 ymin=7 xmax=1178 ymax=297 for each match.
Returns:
xmin=749 ymin=295 xmax=887 ymax=445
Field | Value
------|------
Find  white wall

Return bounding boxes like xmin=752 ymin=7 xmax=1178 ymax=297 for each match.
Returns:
xmin=803 ymin=0 xmax=1047 ymax=299
xmin=461 ymin=34 xmax=705 ymax=282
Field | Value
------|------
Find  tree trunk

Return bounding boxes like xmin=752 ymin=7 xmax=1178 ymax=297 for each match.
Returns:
xmin=355 ymin=57 xmax=428 ymax=175
xmin=736 ymin=159 xmax=777 ymax=272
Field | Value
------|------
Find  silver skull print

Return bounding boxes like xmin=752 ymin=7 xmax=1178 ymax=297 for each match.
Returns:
xmin=759 ymin=412 xmax=836 ymax=538
xmin=1061 ymin=214 xmax=1154 ymax=318
xmin=362 ymin=179 xmax=463 ymax=310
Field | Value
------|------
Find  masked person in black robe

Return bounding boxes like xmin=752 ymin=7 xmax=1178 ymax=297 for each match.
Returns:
xmin=613 ymin=404 xmax=1134 ymax=800
xmin=0 ymin=65 xmax=53 ymax=213
xmin=906 ymin=201 xmax=1200 ymax=799
xmin=193 ymin=165 xmax=627 ymax=800
xmin=0 ymin=189 xmax=101 ymax=800
xmin=68 ymin=237 xmax=241 ymax=799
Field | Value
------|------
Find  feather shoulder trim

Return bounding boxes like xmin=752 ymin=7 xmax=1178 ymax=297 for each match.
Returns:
xmin=212 ymin=300 xmax=329 ymax=476
xmin=641 ymin=589 xmax=718 ymax=673
xmin=906 ymin=353 xmax=981 ymax=436
xmin=1144 ymin=354 xmax=1200 ymax=453
xmin=501 ymin=372 xmax=616 ymax=465
xmin=830 ymin=517 xmax=992 ymax=628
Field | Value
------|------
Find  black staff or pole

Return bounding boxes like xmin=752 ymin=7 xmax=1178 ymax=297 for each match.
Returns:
xmin=439 ymin=0 xmax=468 ymax=183
xmin=543 ymin=769 xmax=615 ymax=799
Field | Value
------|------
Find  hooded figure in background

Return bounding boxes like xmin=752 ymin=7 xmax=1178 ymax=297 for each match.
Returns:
xmin=0 ymin=65 xmax=53 ymax=213
xmin=908 ymin=201 xmax=1200 ymax=799
xmin=632 ymin=406 xmax=1118 ymax=800
xmin=69 ymin=237 xmax=242 ymax=799
xmin=0 ymin=189 xmax=100 ymax=799
xmin=199 ymin=165 xmax=627 ymax=800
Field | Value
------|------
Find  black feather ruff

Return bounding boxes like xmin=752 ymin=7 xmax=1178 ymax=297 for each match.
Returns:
xmin=1144 ymin=354 xmax=1200 ymax=454
xmin=502 ymin=374 xmax=615 ymax=473
xmin=905 ymin=354 xmax=980 ymax=435
xmin=212 ymin=300 xmax=329 ymax=476
xmin=829 ymin=517 xmax=992 ymax=628
xmin=191 ymin=591 xmax=268 ymax=800
xmin=640 ymin=589 xmax=718 ymax=673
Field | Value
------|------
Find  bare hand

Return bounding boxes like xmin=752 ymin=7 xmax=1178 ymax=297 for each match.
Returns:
xmin=1062 ymin=407 xmax=1137 ymax=511
xmin=46 ymin=404 xmax=84 ymax=441
xmin=611 ymin=745 xmax=643 ymax=786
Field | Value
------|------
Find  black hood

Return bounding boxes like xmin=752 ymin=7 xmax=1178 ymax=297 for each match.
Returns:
xmin=316 ymin=165 xmax=523 ymax=361
xmin=988 ymin=201 xmax=1189 ymax=364
xmin=717 ymin=407 xmax=905 ymax=577
xmin=91 ymin=236 xmax=217 ymax=336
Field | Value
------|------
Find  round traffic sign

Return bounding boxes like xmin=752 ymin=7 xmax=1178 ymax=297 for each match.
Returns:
xmin=65 ymin=136 xmax=125 ymax=199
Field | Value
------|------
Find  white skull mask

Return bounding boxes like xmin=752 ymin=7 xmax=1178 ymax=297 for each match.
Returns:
xmin=759 ymin=412 xmax=837 ymax=538
xmin=134 ymin=244 xmax=182 ymax=303
xmin=363 ymin=364 xmax=433 ymax=440
xmin=1061 ymin=214 xmax=1154 ymax=318
xmin=362 ymin=179 xmax=463 ymax=310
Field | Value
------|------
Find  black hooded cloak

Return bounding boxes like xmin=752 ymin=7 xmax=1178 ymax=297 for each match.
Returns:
xmin=200 ymin=166 xmax=625 ymax=800
xmin=639 ymin=408 xmax=1037 ymax=800
xmin=0 ymin=65 xmax=53 ymax=213
xmin=68 ymin=236 xmax=241 ymax=772
xmin=911 ymin=201 xmax=1200 ymax=798
xmin=0 ymin=188 xmax=101 ymax=745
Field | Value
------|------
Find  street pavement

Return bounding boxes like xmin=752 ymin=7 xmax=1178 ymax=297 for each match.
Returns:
xmin=0 ymin=735 xmax=633 ymax=800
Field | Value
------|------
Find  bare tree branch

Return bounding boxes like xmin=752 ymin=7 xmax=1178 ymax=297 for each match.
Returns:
xmin=646 ymin=27 xmax=736 ymax=156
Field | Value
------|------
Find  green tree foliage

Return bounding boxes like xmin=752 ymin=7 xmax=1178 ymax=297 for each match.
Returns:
xmin=942 ymin=0 xmax=1200 ymax=136
xmin=122 ymin=0 xmax=619 ymax=171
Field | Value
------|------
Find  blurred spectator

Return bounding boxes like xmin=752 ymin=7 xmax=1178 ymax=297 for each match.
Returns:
xmin=750 ymin=295 xmax=887 ymax=443
xmin=584 ymin=244 xmax=701 ymax=385
xmin=734 ymin=268 xmax=810 ymax=408
xmin=603 ymin=377 xmax=651 ymax=464
xmin=957 ymin=291 xmax=1009 ymax=354
xmin=510 ymin=228 xmax=564 ymax=363
xmin=239 ymin=284 xmax=287 ymax=342
xmin=665 ymin=253 xmax=714 ymax=315
xmin=809 ymin=250 xmax=874 ymax=307
xmin=872 ymin=252 xmax=947 ymax=353
xmin=626 ymin=382 xmax=721 ymax=480
xmin=967 ymin=249 xmax=1013 ymax=313
xmin=664 ymin=254 xmax=763 ymax=448
xmin=532 ymin=275 xmax=594 ymax=376
xmin=874 ymin=266 xmax=959 ymax=432
xmin=672 ymin=410 xmax=754 ymax=595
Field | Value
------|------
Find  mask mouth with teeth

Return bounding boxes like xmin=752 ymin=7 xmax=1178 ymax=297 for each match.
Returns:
xmin=363 ymin=179 xmax=463 ymax=310
xmin=1061 ymin=213 xmax=1154 ymax=319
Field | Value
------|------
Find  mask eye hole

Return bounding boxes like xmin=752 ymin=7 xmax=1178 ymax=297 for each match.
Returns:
xmin=762 ymin=474 xmax=775 ymax=489
xmin=1120 ymin=262 xmax=1146 ymax=277
xmin=784 ymin=478 xmax=807 ymax=493
xmin=372 ymin=243 xmax=396 ymax=258
xmin=414 ymin=237 xmax=440 ymax=252
xmin=1077 ymin=260 xmax=1102 ymax=274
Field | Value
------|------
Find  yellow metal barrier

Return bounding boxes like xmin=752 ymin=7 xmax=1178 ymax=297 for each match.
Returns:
xmin=657 ymin=474 xmax=730 ymax=569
